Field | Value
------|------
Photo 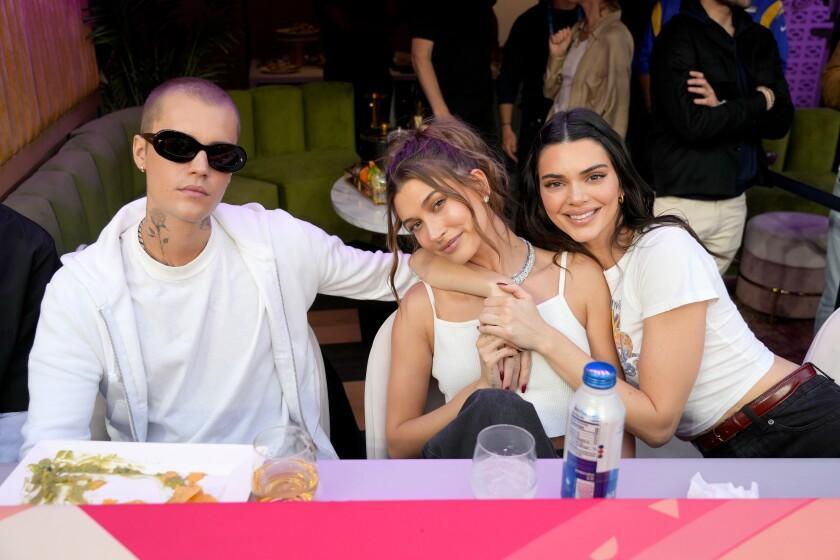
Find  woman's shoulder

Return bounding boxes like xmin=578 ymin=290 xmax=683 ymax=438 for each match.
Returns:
xmin=636 ymin=225 xmax=702 ymax=254
xmin=565 ymin=251 xmax=609 ymax=293
xmin=397 ymin=282 xmax=435 ymax=324
xmin=603 ymin=19 xmax=633 ymax=48
xmin=631 ymin=225 xmax=717 ymax=279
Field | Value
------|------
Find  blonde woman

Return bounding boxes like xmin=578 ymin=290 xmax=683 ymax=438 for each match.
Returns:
xmin=544 ymin=0 xmax=633 ymax=136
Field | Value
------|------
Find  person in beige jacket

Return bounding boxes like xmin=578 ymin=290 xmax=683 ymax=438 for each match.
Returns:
xmin=543 ymin=0 xmax=633 ymax=137
xmin=823 ymin=42 xmax=840 ymax=110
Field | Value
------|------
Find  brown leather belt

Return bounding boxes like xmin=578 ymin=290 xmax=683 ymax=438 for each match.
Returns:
xmin=692 ymin=363 xmax=817 ymax=452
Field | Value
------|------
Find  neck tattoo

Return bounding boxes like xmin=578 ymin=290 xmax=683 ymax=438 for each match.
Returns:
xmin=137 ymin=218 xmax=148 ymax=253
xmin=511 ymin=238 xmax=536 ymax=285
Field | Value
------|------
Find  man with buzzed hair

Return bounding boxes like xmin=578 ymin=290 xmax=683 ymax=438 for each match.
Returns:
xmin=21 ymin=77 xmax=414 ymax=459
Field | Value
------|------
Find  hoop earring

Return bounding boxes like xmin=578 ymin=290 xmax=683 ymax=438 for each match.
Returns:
xmin=618 ymin=192 xmax=625 ymax=204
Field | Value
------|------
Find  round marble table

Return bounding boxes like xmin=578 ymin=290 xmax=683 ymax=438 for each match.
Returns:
xmin=330 ymin=176 xmax=408 ymax=235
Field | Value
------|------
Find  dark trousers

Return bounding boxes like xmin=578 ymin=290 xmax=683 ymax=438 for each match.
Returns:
xmin=323 ymin=356 xmax=366 ymax=459
xmin=422 ymin=389 xmax=558 ymax=459
xmin=701 ymin=373 xmax=840 ymax=458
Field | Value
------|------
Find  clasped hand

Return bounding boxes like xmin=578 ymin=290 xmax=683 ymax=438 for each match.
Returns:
xmin=476 ymin=333 xmax=531 ymax=392
xmin=476 ymin=283 xmax=548 ymax=392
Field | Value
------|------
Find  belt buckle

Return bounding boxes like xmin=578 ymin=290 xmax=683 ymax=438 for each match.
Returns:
xmin=712 ymin=426 xmax=726 ymax=443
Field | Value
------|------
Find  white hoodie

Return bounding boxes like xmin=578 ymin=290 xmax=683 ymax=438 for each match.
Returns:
xmin=21 ymin=198 xmax=413 ymax=459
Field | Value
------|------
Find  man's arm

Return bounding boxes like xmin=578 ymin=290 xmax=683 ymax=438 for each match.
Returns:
xmin=411 ymin=38 xmax=450 ymax=118
xmin=651 ymin=23 xmax=768 ymax=144
xmin=299 ymin=219 xmax=415 ymax=301
xmin=497 ymin=15 xmax=528 ymax=160
xmin=755 ymin=27 xmax=793 ymax=140
xmin=21 ymin=271 xmax=104 ymax=458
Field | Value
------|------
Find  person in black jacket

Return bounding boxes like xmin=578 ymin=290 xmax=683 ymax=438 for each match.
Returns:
xmin=411 ymin=0 xmax=498 ymax=142
xmin=0 ymin=204 xmax=60 ymax=461
xmin=497 ymin=0 xmax=579 ymax=166
xmin=649 ymin=0 xmax=793 ymax=273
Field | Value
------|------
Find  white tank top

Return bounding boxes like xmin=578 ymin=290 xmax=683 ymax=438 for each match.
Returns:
xmin=425 ymin=252 xmax=589 ymax=437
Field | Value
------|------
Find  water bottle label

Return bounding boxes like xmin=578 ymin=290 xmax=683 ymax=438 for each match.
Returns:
xmin=561 ymin=409 xmax=623 ymax=498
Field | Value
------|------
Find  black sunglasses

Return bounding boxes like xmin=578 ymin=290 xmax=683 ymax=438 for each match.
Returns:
xmin=141 ymin=130 xmax=247 ymax=173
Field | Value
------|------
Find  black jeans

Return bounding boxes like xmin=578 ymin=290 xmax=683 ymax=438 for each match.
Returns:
xmin=421 ymin=389 xmax=558 ymax=459
xmin=701 ymin=374 xmax=840 ymax=458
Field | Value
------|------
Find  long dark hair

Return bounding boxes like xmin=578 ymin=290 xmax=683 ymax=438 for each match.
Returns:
xmin=384 ymin=117 xmax=513 ymax=301
xmin=519 ymin=108 xmax=711 ymax=266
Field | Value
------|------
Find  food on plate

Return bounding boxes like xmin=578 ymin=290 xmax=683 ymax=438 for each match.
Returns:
xmin=25 ymin=450 xmax=142 ymax=504
xmin=23 ymin=450 xmax=217 ymax=505
xmin=258 ymin=58 xmax=301 ymax=75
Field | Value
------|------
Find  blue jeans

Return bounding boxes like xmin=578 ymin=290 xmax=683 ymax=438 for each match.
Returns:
xmin=422 ymin=389 xmax=558 ymax=459
xmin=702 ymin=372 xmax=840 ymax=458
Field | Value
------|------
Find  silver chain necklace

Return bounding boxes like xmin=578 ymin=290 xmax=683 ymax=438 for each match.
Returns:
xmin=510 ymin=238 xmax=535 ymax=285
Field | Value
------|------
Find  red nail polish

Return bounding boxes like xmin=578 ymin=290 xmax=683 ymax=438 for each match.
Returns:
xmin=521 ymin=384 xmax=527 ymax=393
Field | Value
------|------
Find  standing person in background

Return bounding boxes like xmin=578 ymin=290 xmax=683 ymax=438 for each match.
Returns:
xmin=649 ymin=0 xmax=793 ymax=274
xmin=0 ymin=205 xmax=61 ymax=462
xmin=498 ymin=0 xmax=580 ymax=166
xmin=410 ymin=0 xmax=498 ymax=142
xmin=316 ymin=0 xmax=392 ymax=152
xmin=636 ymin=0 xmax=789 ymax=111
xmin=815 ymin=41 xmax=840 ymax=331
xmin=544 ymin=0 xmax=634 ymax=137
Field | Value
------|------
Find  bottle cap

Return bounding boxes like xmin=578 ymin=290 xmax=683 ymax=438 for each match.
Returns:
xmin=582 ymin=361 xmax=616 ymax=389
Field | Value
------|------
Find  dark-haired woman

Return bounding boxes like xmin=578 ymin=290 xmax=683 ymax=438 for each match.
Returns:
xmin=413 ymin=109 xmax=840 ymax=458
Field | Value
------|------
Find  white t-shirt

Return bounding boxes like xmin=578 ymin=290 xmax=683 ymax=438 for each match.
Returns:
xmin=603 ymin=226 xmax=774 ymax=438
xmin=121 ymin=217 xmax=288 ymax=443
xmin=552 ymin=38 xmax=590 ymax=115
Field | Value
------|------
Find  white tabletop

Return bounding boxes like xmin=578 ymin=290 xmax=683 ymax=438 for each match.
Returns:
xmin=4 ymin=458 xmax=838 ymax=501
xmin=331 ymin=176 xmax=407 ymax=235
xmin=312 ymin=458 xmax=840 ymax=500
xmin=0 ymin=464 xmax=12 ymax=485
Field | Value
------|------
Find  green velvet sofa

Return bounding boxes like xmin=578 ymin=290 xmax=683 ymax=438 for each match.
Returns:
xmin=748 ymin=107 xmax=840 ymax=218
xmin=3 ymin=82 xmax=364 ymax=254
xmin=228 ymin=82 xmax=365 ymax=241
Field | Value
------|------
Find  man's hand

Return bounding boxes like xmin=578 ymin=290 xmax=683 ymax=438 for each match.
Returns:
xmin=502 ymin=125 xmax=518 ymax=162
xmin=548 ymin=27 xmax=573 ymax=58
xmin=756 ymin=86 xmax=775 ymax=110
xmin=687 ymin=71 xmax=721 ymax=107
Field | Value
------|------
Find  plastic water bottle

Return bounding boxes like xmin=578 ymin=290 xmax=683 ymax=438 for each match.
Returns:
xmin=561 ymin=361 xmax=625 ymax=498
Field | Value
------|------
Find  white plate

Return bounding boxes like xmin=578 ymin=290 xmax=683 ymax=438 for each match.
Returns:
xmin=0 ymin=440 xmax=256 ymax=505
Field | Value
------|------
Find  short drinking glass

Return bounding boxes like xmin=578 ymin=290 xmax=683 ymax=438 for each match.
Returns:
xmin=471 ymin=424 xmax=538 ymax=499
xmin=252 ymin=425 xmax=318 ymax=502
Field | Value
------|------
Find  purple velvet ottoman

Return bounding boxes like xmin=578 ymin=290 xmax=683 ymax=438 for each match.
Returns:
xmin=736 ymin=212 xmax=829 ymax=319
